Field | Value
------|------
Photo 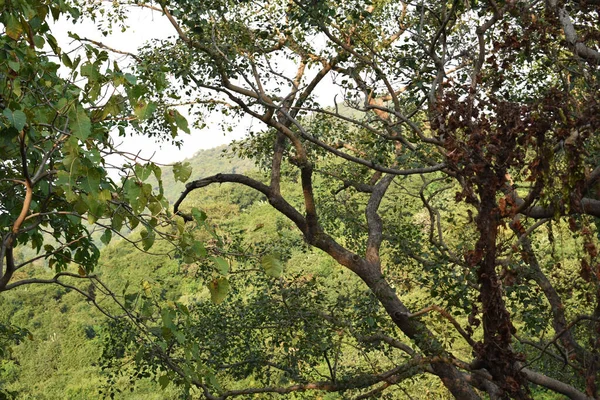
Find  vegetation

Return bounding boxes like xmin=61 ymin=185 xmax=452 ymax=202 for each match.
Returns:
xmin=2 ymin=0 xmax=600 ymax=399
xmin=0 ymin=147 xmax=249 ymax=399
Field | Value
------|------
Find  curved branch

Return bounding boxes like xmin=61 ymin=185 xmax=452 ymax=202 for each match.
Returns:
xmin=174 ymin=173 xmax=306 ymax=232
xmin=358 ymin=333 xmax=416 ymax=356
xmin=3 ymin=272 xmax=119 ymax=321
xmin=210 ymin=359 xmax=425 ymax=400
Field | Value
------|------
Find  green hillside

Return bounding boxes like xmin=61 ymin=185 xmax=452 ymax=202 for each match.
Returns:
xmin=1 ymin=145 xmax=384 ymax=399
xmin=0 ymin=145 xmax=255 ymax=399
xmin=3 ymin=1 xmax=599 ymax=397
xmin=0 ymin=141 xmax=577 ymax=399
xmin=159 ymin=145 xmax=255 ymax=203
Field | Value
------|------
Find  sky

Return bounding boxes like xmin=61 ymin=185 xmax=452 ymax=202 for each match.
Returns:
xmin=50 ymin=5 xmax=251 ymax=165
xmin=50 ymin=4 xmax=343 ymax=168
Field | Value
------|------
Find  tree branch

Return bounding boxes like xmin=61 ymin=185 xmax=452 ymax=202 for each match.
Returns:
xmin=365 ymin=174 xmax=395 ymax=263
xmin=521 ymin=367 xmax=592 ymax=400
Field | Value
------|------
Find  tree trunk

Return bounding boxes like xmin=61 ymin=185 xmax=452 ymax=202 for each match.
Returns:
xmin=358 ymin=265 xmax=482 ymax=400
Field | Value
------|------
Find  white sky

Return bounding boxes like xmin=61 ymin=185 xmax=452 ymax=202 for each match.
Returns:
xmin=49 ymin=5 xmax=342 ymax=167
xmin=50 ymin=6 xmax=250 ymax=165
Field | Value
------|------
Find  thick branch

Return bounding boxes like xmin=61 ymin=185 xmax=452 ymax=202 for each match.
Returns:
xmin=549 ymin=1 xmax=600 ymax=64
xmin=270 ymin=132 xmax=287 ymax=194
xmin=210 ymin=359 xmax=425 ymax=399
xmin=0 ymin=242 xmax=15 ymax=290
xmin=520 ymin=197 xmax=600 ymax=218
xmin=521 ymin=367 xmax=592 ymax=400
xmin=175 ymin=173 xmax=307 ymax=232
xmin=365 ymin=174 xmax=395 ymax=263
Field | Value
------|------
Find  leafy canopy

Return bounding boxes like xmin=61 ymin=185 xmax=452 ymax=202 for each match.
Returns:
xmin=3 ymin=0 xmax=600 ymax=399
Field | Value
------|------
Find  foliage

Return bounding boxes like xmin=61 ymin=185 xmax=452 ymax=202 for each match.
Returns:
xmin=122 ymin=0 xmax=600 ymax=398
xmin=3 ymin=0 xmax=600 ymax=399
xmin=0 ymin=0 xmax=200 ymax=294
xmin=0 ymin=146 xmax=255 ymax=398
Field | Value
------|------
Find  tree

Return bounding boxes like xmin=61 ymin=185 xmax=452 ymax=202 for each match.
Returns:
xmin=0 ymin=0 xmax=198 ymax=294
xmin=115 ymin=0 xmax=600 ymax=399
xmin=0 ymin=5 xmax=202 ymax=396
xmin=3 ymin=0 xmax=600 ymax=399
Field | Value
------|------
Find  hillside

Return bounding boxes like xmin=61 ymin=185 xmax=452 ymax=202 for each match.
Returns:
xmin=159 ymin=145 xmax=255 ymax=203
xmin=0 ymin=144 xmax=260 ymax=399
xmin=0 ymin=142 xmax=425 ymax=399
xmin=0 ymin=142 xmax=573 ymax=400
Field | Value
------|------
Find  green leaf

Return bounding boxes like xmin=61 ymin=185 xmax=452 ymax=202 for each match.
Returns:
xmin=208 ymin=277 xmax=230 ymax=305
xmin=61 ymin=53 xmax=73 ymax=68
xmin=100 ymin=229 xmax=112 ymax=246
xmin=80 ymin=62 xmax=100 ymax=82
xmin=158 ymin=374 xmax=170 ymax=390
xmin=46 ymin=33 xmax=60 ymax=55
xmin=261 ymin=254 xmax=283 ymax=278
xmin=133 ymin=100 xmax=157 ymax=120
xmin=87 ymin=211 xmax=97 ymax=225
xmin=99 ymin=95 xmax=124 ymax=120
xmin=12 ymin=79 xmax=21 ymax=97
xmin=3 ymin=109 xmax=27 ymax=131
xmin=124 ymin=73 xmax=137 ymax=85
xmin=5 ymin=15 xmax=23 ymax=40
xmin=191 ymin=240 xmax=207 ymax=258
xmin=151 ymin=163 xmax=162 ymax=181
xmin=134 ymin=163 xmax=153 ymax=181
xmin=147 ymin=200 xmax=162 ymax=215
xmin=69 ymin=107 xmax=91 ymax=139
xmin=213 ymin=257 xmax=229 ymax=275
xmin=172 ymin=109 xmax=190 ymax=134
xmin=173 ymin=162 xmax=192 ymax=183
xmin=140 ymin=229 xmax=155 ymax=251
xmin=175 ymin=216 xmax=185 ymax=234
xmin=8 ymin=60 xmax=20 ymax=72
xmin=191 ymin=207 xmax=207 ymax=225
xmin=33 ymin=35 xmax=45 ymax=48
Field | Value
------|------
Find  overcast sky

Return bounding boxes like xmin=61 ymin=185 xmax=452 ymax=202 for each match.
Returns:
xmin=50 ymin=6 xmax=250 ymax=165
xmin=50 ymin=4 xmax=343 ymax=169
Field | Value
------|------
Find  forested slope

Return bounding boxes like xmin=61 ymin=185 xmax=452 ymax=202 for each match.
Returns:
xmin=0 ymin=146 xmax=257 ymax=399
xmin=1 ymin=146 xmax=408 ymax=399
xmin=1 ymin=144 xmax=574 ymax=399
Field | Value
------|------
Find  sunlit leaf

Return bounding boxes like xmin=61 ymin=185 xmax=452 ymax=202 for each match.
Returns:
xmin=173 ymin=162 xmax=192 ymax=183
xmin=261 ymin=254 xmax=283 ymax=278
xmin=208 ymin=277 xmax=230 ymax=304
